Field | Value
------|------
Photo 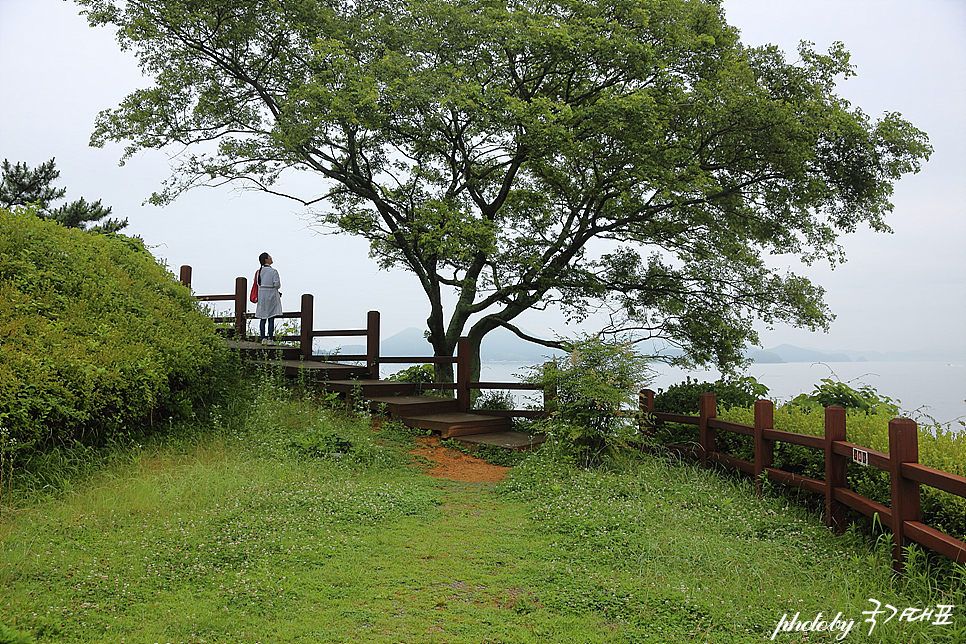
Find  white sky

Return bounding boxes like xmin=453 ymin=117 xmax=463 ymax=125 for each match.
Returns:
xmin=0 ymin=0 xmax=964 ymax=355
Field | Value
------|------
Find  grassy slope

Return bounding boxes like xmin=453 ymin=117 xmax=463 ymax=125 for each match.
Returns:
xmin=1 ymin=377 xmax=963 ymax=644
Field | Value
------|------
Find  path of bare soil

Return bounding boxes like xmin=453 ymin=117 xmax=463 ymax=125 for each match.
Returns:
xmin=410 ymin=436 xmax=509 ymax=483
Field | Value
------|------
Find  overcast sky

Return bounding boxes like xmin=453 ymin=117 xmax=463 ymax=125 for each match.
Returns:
xmin=1 ymin=0 xmax=964 ymax=357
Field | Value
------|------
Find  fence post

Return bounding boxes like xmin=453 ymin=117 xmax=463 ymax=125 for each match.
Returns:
xmin=824 ymin=406 xmax=848 ymax=534
xmin=179 ymin=265 xmax=192 ymax=288
xmin=456 ymin=337 xmax=471 ymax=412
xmin=234 ymin=276 xmax=248 ymax=339
xmin=366 ymin=310 xmax=380 ymax=380
xmin=698 ymin=392 xmax=716 ymax=468
xmin=753 ymin=399 xmax=774 ymax=494
xmin=889 ymin=417 xmax=921 ymax=573
xmin=300 ymin=294 xmax=314 ymax=359
xmin=639 ymin=389 xmax=655 ymax=439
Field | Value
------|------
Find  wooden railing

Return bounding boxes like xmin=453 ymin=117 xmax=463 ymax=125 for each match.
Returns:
xmin=639 ymin=390 xmax=966 ymax=573
xmin=180 ymin=265 xmax=551 ymax=418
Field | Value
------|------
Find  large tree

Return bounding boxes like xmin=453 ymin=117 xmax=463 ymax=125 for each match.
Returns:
xmin=79 ymin=0 xmax=930 ymax=380
xmin=0 ymin=158 xmax=128 ymax=233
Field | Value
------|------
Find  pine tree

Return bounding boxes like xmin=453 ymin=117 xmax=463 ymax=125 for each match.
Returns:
xmin=0 ymin=158 xmax=128 ymax=233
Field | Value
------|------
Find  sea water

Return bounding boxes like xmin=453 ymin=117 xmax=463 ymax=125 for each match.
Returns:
xmin=461 ymin=360 xmax=966 ymax=428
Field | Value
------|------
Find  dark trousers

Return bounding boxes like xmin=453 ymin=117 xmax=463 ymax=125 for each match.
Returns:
xmin=259 ymin=317 xmax=275 ymax=340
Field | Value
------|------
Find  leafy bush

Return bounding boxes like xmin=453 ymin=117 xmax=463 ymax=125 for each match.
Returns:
xmin=474 ymin=389 xmax=514 ymax=411
xmin=650 ymin=376 xmax=769 ymax=454
xmin=386 ymin=363 xmax=434 ymax=383
xmin=526 ymin=336 xmax=653 ymax=466
xmin=653 ymin=375 xmax=769 ymax=415
xmin=0 ymin=207 xmax=224 ymax=453
xmin=788 ymin=377 xmax=900 ymax=415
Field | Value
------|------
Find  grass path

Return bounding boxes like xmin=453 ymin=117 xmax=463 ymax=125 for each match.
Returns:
xmin=1 ymin=388 xmax=963 ymax=643
xmin=1 ymin=457 xmax=626 ymax=643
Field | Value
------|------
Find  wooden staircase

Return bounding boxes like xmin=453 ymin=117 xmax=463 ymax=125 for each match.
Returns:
xmin=226 ymin=340 xmax=544 ymax=449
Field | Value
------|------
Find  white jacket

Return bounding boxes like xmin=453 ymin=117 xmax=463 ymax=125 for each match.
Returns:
xmin=254 ymin=265 xmax=282 ymax=319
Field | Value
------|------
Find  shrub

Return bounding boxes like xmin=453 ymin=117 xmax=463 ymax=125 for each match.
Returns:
xmin=0 ymin=207 xmax=224 ymax=453
xmin=788 ymin=377 xmax=900 ymax=415
xmin=386 ymin=363 xmax=434 ymax=383
xmin=526 ymin=336 xmax=653 ymax=466
xmin=653 ymin=375 xmax=769 ymax=415
xmin=650 ymin=376 xmax=769 ymax=453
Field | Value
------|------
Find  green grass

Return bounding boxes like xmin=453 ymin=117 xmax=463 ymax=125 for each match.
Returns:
xmin=1 ymin=375 xmax=963 ymax=643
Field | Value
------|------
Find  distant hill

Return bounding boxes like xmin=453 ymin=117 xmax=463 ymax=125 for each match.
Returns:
xmin=318 ymin=326 xmax=564 ymax=363
xmin=746 ymin=344 xmax=966 ymax=364
xmin=758 ymin=344 xmax=852 ymax=363
xmin=320 ymin=328 xmax=965 ymax=365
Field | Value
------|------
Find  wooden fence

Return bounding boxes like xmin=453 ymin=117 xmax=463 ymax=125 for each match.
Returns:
xmin=179 ymin=265 xmax=551 ymax=418
xmin=639 ymin=389 xmax=966 ymax=573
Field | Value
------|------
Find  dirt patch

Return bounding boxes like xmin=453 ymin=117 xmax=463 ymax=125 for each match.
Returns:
xmin=411 ymin=436 xmax=509 ymax=483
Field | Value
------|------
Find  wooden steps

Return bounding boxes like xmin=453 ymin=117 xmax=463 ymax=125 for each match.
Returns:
xmin=323 ymin=379 xmax=419 ymax=397
xmin=454 ymin=431 xmax=547 ymax=451
xmin=223 ymin=339 xmax=300 ymax=360
xmin=223 ymin=340 xmax=370 ymax=380
xmin=400 ymin=411 xmax=511 ymax=438
xmin=224 ymin=338 xmax=543 ymax=449
xmin=367 ymin=395 xmax=460 ymax=416
xmin=273 ymin=361 xmax=371 ymax=381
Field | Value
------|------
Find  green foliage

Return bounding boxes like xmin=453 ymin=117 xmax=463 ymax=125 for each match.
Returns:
xmin=81 ymin=0 xmax=931 ymax=375
xmin=527 ymin=336 xmax=652 ymax=466
xmin=653 ymin=375 xmax=770 ymax=414
xmin=0 ymin=207 xmax=223 ymax=453
xmin=789 ymin=377 xmax=900 ymax=415
xmin=0 ymin=624 xmax=34 ymax=644
xmin=290 ymin=417 xmax=403 ymax=469
xmin=473 ymin=389 xmax=543 ymax=435
xmin=0 ymin=158 xmax=127 ymax=233
xmin=473 ymin=389 xmax=514 ymax=411
xmin=386 ymin=363 xmax=434 ymax=384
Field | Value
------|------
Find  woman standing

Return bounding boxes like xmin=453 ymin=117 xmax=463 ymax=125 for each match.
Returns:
xmin=255 ymin=252 xmax=282 ymax=344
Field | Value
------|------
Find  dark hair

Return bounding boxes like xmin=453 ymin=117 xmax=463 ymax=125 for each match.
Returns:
xmin=258 ymin=252 xmax=269 ymax=266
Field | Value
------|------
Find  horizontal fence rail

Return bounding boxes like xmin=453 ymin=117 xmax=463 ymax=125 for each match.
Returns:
xmin=180 ymin=265 xmax=552 ymax=420
xmin=640 ymin=390 xmax=966 ymax=573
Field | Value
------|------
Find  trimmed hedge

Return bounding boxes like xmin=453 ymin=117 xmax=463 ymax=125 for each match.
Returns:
xmin=0 ymin=207 xmax=223 ymax=451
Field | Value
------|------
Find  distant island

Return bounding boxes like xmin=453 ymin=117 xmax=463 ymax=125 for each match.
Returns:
xmin=321 ymin=327 xmax=965 ymax=364
xmin=745 ymin=344 xmax=966 ymax=364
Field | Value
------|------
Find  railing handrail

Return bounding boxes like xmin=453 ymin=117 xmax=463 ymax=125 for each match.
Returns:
xmin=640 ymin=389 xmax=966 ymax=573
xmin=180 ymin=264 xmax=551 ymax=419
